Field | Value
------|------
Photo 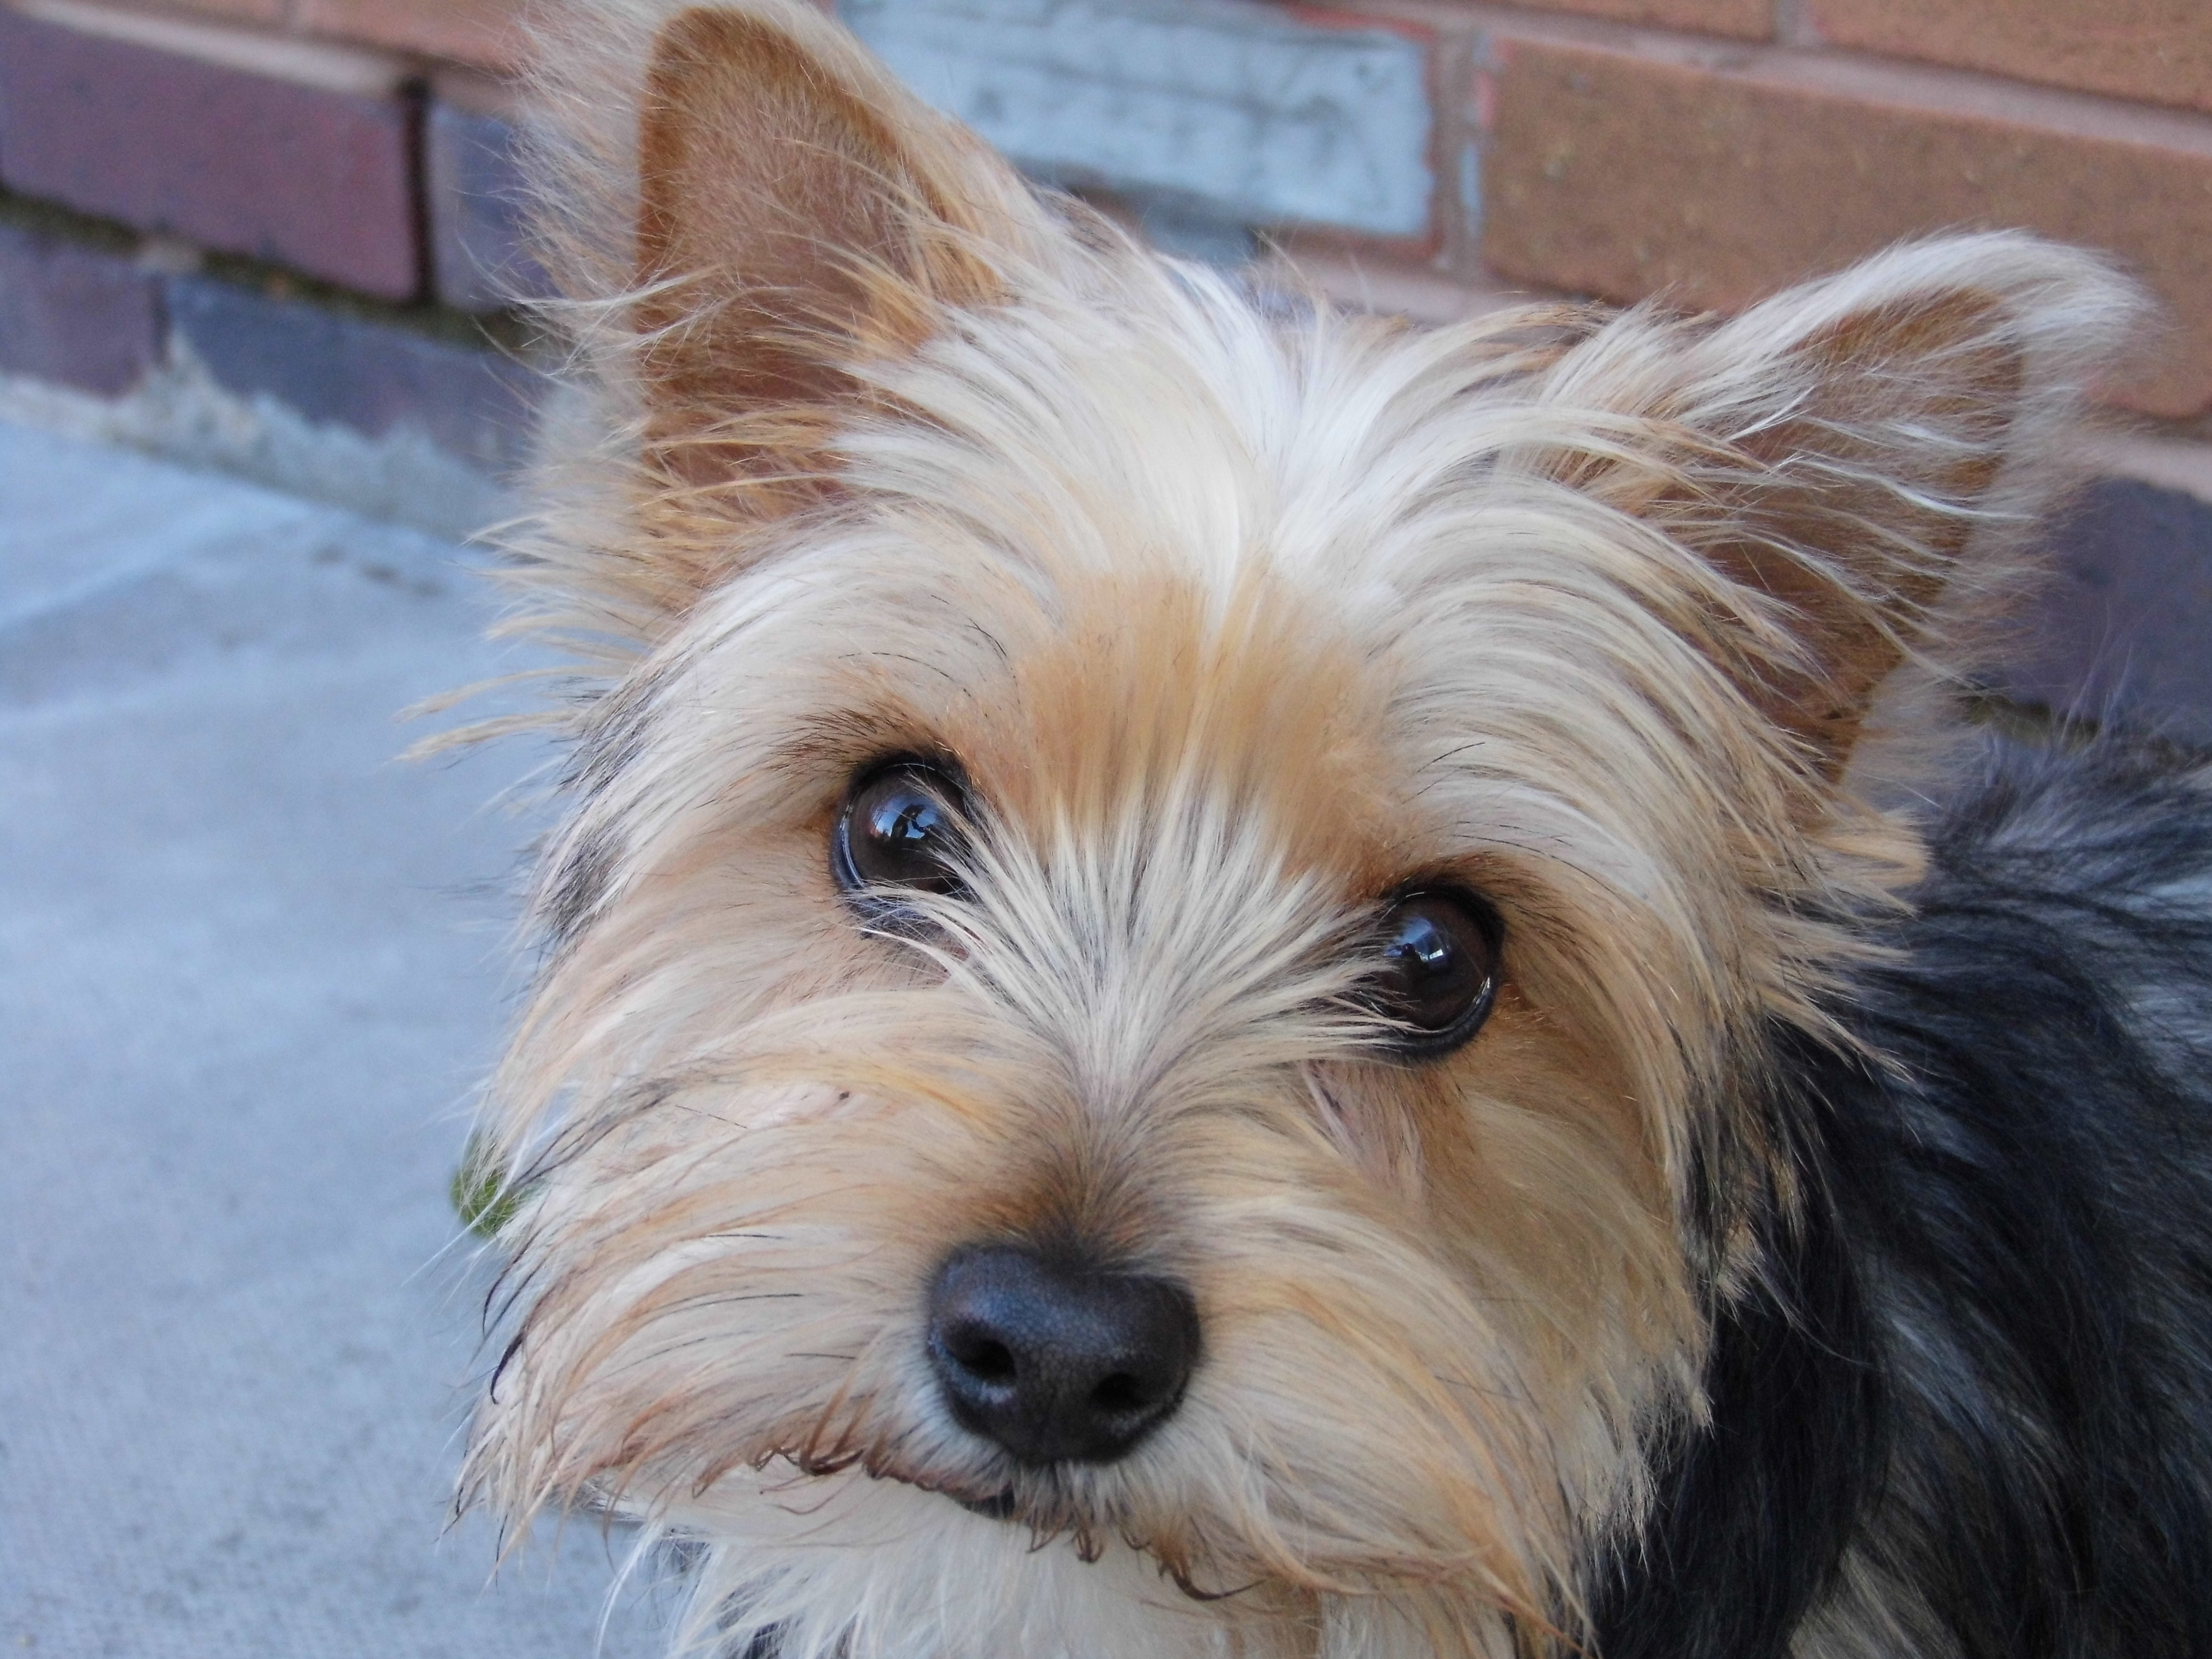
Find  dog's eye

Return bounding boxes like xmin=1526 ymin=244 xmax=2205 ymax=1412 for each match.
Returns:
xmin=1367 ymin=889 xmax=1502 ymax=1057
xmin=833 ymin=760 xmax=970 ymax=902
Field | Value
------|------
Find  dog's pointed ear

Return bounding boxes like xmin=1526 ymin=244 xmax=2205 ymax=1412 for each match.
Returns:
xmin=625 ymin=2 xmax=1043 ymax=501
xmin=1543 ymin=235 xmax=2139 ymax=778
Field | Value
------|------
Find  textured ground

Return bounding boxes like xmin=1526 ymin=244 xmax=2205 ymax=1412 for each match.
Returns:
xmin=0 ymin=423 xmax=661 ymax=1657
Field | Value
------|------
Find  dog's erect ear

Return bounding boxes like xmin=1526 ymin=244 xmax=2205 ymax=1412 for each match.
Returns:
xmin=625 ymin=2 xmax=1042 ymax=492
xmin=1543 ymin=235 xmax=2137 ymax=777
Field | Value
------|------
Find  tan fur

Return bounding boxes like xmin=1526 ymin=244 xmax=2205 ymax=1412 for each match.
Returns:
xmin=451 ymin=4 xmax=2144 ymax=1654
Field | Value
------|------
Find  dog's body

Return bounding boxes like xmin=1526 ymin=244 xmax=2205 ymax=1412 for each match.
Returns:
xmin=454 ymin=4 xmax=2212 ymax=1654
xmin=1593 ymin=733 xmax=2212 ymax=1659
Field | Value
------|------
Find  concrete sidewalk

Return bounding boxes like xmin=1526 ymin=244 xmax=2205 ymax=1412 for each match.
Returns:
xmin=0 ymin=423 xmax=661 ymax=1656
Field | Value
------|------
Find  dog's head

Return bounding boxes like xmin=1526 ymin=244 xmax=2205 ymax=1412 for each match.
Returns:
xmin=459 ymin=7 xmax=2136 ymax=1653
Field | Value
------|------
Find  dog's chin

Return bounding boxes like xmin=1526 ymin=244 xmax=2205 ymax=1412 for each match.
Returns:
xmin=843 ymin=1459 xmax=1144 ymax=1564
xmin=948 ymin=1486 xmax=1021 ymax=1521
xmin=815 ymin=1449 xmax=1042 ymax=1530
xmin=663 ymin=1465 xmax=1262 ymax=1659
xmin=877 ymin=1467 xmax=1074 ymax=1535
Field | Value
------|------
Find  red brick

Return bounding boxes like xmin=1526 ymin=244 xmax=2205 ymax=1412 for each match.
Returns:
xmin=1479 ymin=41 xmax=2212 ymax=417
xmin=9 ymin=0 xmax=409 ymax=97
xmin=1478 ymin=0 xmax=1767 ymax=41
xmin=118 ymin=0 xmax=529 ymax=66
xmin=1810 ymin=0 xmax=2212 ymax=118
xmin=293 ymin=0 xmax=525 ymax=69
xmin=0 ymin=219 xmax=165 ymax=395
xmin=0 ymin=7 xmax=421 ymax=300
xmin=146 ymin=0 xmax=290 ymax=25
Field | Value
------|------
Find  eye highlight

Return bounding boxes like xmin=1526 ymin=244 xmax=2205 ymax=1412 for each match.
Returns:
xmin=832 ymin=758 xmax=972 ymax=914
xmin=1365 ymin=888 xmax=1503 ymax=1058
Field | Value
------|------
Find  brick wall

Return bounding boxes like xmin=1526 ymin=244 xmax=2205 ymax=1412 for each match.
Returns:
xmin=1 ymin=0 xmax=2208 ymax=736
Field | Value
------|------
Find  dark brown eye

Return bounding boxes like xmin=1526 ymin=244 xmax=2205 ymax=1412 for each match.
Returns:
xmin=833 ymin=760 xmax=970 ymax=906
xmin=1367 ymin=889 xmax=1502 ymax=1057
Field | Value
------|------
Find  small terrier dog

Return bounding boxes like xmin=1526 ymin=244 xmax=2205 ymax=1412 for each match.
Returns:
xmin=455 ymin=3 xmax=2212 ymax=1654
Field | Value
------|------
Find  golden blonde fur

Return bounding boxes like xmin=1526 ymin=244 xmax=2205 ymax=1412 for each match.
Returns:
xmin=453 ymin=4 xmax=2145 ymax=1654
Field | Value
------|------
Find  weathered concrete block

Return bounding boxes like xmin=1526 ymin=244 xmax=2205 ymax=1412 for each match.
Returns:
xmin=2007 ymin=477 xmax=2212 ymax=747
xmin=841 ymin=0 xmax=1434 ymax=240
xmin=0 ymin=6 xmax=420 ymax=300
xmin=0 ymin=219 xmax=165 ymax=396
xmin=165 ymin=276 xmax=540 ymax=473
xmin=425 ymin=99 xmax=550 ymax=314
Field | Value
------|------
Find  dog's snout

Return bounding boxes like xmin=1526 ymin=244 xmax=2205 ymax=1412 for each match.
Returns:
xmin=926 ymin=1244 xmax=1199 ymax=1466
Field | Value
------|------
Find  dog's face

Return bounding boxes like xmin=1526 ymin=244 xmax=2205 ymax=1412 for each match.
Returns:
xmin=462 ymin=7 xmax=2127 ymax=1654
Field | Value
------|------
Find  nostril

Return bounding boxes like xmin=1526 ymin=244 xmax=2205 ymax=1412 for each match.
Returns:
xmin=1089 ymin=1370 xmax=1146 ymax=1413
xmin=949 ymin=1331 xmax=1017 ymax=1384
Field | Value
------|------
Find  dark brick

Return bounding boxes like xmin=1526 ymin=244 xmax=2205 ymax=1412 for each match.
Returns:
xmin=425 ymin=101 xmax=548 ymax=313
xmin=0 ymin=9 xmax=420 ymax=301
xmin=165 ymin=275 xmax=540 ymax=473
xmin=2004 ymin=478 xmax=2212 ymax=747
xmin=0 ymin=219 xmax=164 ymax=395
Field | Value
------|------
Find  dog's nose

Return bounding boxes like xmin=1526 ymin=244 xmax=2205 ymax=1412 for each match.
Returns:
xmin=926 ymin=1244 xmax=1199 ymax=1466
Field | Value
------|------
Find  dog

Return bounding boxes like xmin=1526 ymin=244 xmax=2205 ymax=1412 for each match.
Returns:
xmin=451 ymin=3 xmax=2212 ymax=1654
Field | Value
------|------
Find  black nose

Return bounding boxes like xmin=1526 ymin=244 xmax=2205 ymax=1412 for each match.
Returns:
xmin=926 ymin=1244 xmax=1200 ymax=1466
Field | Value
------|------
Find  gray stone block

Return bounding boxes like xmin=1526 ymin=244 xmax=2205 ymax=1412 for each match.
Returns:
xmin=841 ymin=0 xmax=1433 ymax=240
xmin=426 ymin=100 xmax=551 ymax=314
xmin=164 ymin=275 xmax=540 ymax=474
xmin=0 ymin=218 xmax=164 ymax=395
xmin=2007 ymin=476 xmax=2212 ymax=748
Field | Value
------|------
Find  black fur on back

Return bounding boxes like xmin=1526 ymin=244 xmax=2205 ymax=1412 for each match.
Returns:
xmin=1590 ymin=733 xmax=2212 ymax=1659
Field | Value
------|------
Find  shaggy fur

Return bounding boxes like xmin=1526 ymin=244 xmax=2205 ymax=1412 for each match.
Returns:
xmin=449 ymin=3 xmax=2212 ymax=1655
xmin=1592 ymin=733 xmax=2212 ymax=1659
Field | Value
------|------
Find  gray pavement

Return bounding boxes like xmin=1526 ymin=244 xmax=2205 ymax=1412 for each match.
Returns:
xmin=0 ymin=424 xmax=663 ymax=1656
